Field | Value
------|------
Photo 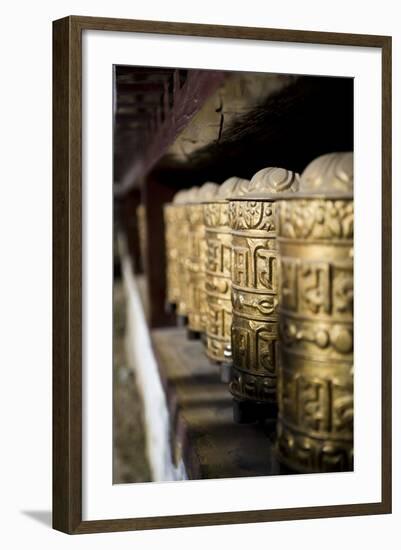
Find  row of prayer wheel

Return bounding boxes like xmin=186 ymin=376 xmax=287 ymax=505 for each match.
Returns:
xmin=163 ymin=152 xmax=354 ymax=474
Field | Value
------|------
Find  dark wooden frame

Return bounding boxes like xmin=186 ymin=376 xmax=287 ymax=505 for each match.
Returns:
xmin=53 ymin=15 xmax=392 ymax=534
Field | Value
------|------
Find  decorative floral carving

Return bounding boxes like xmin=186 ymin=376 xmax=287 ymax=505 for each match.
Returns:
xmin=229 ymin=200 xmax=276 ymax=231
xmin=278 ymin=199 xmax=354 ymax=240
xmin=204 ymin=202 xmax=222 ymax=228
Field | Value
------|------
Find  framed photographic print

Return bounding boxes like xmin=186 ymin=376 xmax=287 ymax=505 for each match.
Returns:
xmin=52 ymin=15 xmax=392 ymax=534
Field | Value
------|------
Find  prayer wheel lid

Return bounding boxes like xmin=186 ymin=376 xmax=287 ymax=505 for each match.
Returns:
xmin=218 ymin=177 xmax=243 ymax=198
xmin=172 ymin=189 xmax=188 ymax=204
xmin=171 ymin=186 xmax=201 ymax=205
xmin=231 ymin=167 xmax=300 ymax=201
xmin=189 ymin=181 xmax=219 ymax=204
xmin=287 ymin=152 xmax=354 ymax=200
xmin=185 ymin=186 xmax=201 ymax=204
xmin=204 ymin=177 xmax=250 ymax=203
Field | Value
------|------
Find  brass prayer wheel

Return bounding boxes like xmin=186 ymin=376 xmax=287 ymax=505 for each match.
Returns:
xmin=204 ymin=177 xmax=250 ymax=365
xmin=176 ymin=187 xmax=199 ymax=319
xmin=187 ymin=182 xmax=219 ymax=335
xmin=276 ymin=152 xmax=354 ymax=473
xmin=164 ymin=190 xmax=186 ymax=309
xmin=229 ymin=167 xmax=300 ymax=422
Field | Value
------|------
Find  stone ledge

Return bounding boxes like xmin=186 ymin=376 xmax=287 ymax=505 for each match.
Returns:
xmin=151 ymin=327 xmax=283 ymax=480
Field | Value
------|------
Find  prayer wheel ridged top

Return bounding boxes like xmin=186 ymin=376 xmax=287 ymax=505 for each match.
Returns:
xmin=276 ymin=152 xmax=354 ymax=473
xmin=187 ymin=182 xmax=219 ymax=333
xmin=204 ymin=177 xmax=250 ymax=364
xmin=228 ymin=167 xmax=300 ymax=418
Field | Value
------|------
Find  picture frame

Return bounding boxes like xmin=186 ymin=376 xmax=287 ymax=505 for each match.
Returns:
xmin=52 ymin=15 xmax=392 ymax=534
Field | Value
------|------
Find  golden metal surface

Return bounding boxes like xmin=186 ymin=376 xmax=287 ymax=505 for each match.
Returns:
xmin=228 ymin=167 xmax=300 ymax=409
xmin=276 ymin=152 xmax=354 ymax=473
xmin=176 ymin=187 xmax=199 ymax=317
xmin=186 ymin=182 xmax=219 ymax=333
xmin=204 ymin=177 xmax=250 ymax=364
xmin=164 ymin=190 xmax=186 ymax=306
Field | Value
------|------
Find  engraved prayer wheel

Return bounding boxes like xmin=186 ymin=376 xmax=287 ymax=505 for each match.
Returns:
xmin=276 ymin=152 xmax=354 ymax=473
xmin=176 ymin=187 xmax=199 ymax=320
xmin=229 ymin=167 xmax=300 ymax=423
xmin=187 ymin=182 xmax=219 ymax=335
xmin=164 ymin=190 xmax=186 ymax=309
xmin=204 ymin=177 xmax=250 ymax=366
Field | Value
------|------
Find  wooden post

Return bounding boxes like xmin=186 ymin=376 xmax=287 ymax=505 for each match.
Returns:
xmin=143 ymin=170 xmax=177 ymax=328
